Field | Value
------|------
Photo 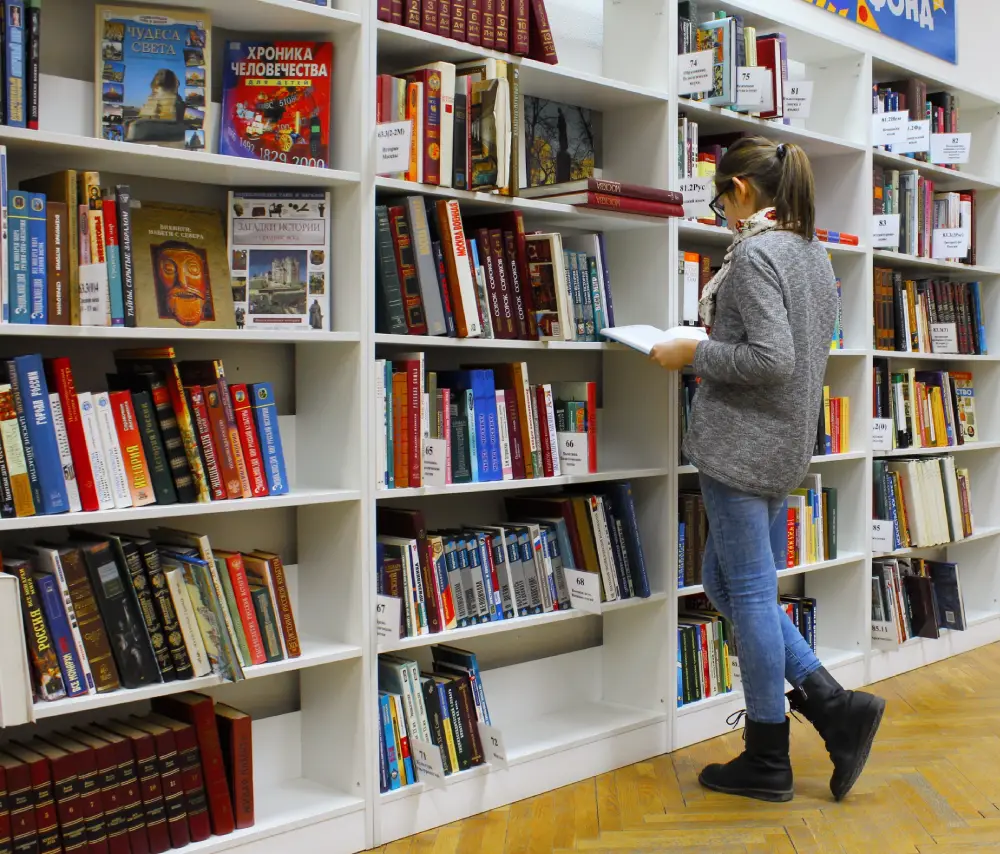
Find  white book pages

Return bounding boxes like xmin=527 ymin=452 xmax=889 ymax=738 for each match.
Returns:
xmin=601 ymin=324 xmax=707 ymax=355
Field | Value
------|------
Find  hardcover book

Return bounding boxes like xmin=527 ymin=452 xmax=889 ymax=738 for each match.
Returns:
xmin=95 ymin=5 xmax=211 ymax=150
xmin=129 ymin=202 xmax=235 ymax=330
xmin=524 ymin=96 xmax=599 ymax=189
xmin=220 ymin=41 xmax=333 ymax=167
xmin=227 ymin=190 xmax=331 ymax=331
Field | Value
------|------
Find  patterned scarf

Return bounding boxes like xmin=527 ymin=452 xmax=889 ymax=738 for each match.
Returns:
xmin=698 ymin=206 xmax=779 ymax=328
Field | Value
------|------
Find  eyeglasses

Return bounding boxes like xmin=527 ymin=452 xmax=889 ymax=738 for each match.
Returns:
xmin=709 ymin=180 xmax=731 ymax=220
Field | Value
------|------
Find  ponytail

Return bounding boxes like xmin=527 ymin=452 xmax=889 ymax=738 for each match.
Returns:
xmin=714 ymin=136 xmax=816 ymax=239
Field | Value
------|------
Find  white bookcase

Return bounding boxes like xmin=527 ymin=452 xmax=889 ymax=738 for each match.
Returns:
xmin=0 ymin=0 xmax=997 ymax=851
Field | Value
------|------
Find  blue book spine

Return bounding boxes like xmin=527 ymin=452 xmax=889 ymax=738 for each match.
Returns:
xmin=4 ymin=0 xmax=25 ymax=128
xmin=377 ymin=702 xmax=389 ymax=792
xmin=476 ymin=533 xmax=503 ymax=621
xmin=434 ymin=682 xmax=453 ymax=771
xmin=375 ymin=541 xmax=385 ymax=594
xmin=7 ymin=191 xmax=30 ymax=323
xmin=610 ymin=482 xmax=650 ymax=598
xmin=464 ymin=538 xmax=490 ymax=623
xmin=106 ymin=235 xmax=125 ymax=327
xmin=677 ymin=630 xmax=684 ymax=705
xmin=379 ymin=693 xmax=401 ymax=790
xmin=26 ymin=192 xmax=45 ymax=323
xmin=678 ymin=522 xmax=685 ymax=588
xmin=248 ymin=382 xmax=288 ymax=495
xmin=37 ymin=573 xmax=87 ymax=697
xmin=971 ymin=282 xmax=987 ymax=354
xmin=597 ymin=232 xmax=614 ymax=328
xmin=14 ymin=354 xmax=68 ymax=514
xmin=539 ymin=529 xmax=559 ymax=610
xmin=470 ymin=370 xmax=501 ymax=481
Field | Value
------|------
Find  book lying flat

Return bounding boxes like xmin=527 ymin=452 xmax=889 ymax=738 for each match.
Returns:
xmin=601 ymin=324 xmax=707 ymax=355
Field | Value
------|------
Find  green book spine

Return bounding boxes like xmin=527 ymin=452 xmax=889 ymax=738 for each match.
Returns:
xmin=215 ymin=557 xmax=251 ymax=667
xmin=250 ymin=586 xmax=283 ymax=662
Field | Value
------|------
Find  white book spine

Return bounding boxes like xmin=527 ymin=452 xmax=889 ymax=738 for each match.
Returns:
xmin=396 ymin=665 xmax=421 ymax=755
xmin=407 ymin=539 xmax=429 ymax=635
xmin=589 ymin=496 xmax=619 ymax=601
xmin=43 ymin=548 xmax=94 ymax=693
xmin=495 ymin=391 xmax=513 ymax=480
xmin=93 ymin=392 xmax=132 ymax=509
xmin=48 ymin=393 xmax=82 ymax=513
xmin=407 ymin=660 xmax=433 ymax=744
xmin=164 ymin=567 xmax=211 ymax=678
xmin=543 ymin=384 xmax=561 ymax=477
xmin=76 ymin=392 xmax=115 ymax=510
xmin=530 ymin=526 xmax=554 ymax=612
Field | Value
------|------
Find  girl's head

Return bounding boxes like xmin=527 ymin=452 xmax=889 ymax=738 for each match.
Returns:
xmin=711 ymin=136 xmax=816 ymax=239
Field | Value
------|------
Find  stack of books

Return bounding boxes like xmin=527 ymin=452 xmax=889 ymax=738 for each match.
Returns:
xmin=872 ymin=558 xmax=967 ymax=643
xmin=814 ymin=387 xmax=851 ymax=456
xmin=521 ymin=178 xmax=684 ymax=219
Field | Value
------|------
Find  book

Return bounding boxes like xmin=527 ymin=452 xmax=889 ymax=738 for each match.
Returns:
xmin=601 ymin=324 xmax=707 ymax=355
xmin=213 ymin=704 xmax=253 ymax=829
xmin=5 ymin=556 xmax=66 ymax=701
xmin=523 ymin=96 xmax=598 ymax=189
xmin=227 ymin=190 xmax=331 ymax=331
xmin=4 ymin=0 xmax=25 ymax=128
xmin=95 ymin=5 xmax=211 ymax=150
xmin=220 ymin=40 xmax=333 ymax=167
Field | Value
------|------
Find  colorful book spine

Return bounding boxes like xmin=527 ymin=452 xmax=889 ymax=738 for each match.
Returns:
xmin=47 ymin=393 xmax=82 ymax=512
xmin=115 ymin=185 xmax=137 ymax=327
xmin=228 ymin=385 xmax=268 ymax=498
xmin=102 ymin=196 xmax=126 ymax=327
xmin=0 ymin=147 xmax=9 ymax=323
xmin=46 ymin=201 xmax=69 ymax=324
xmin=26 ymin=192 xmax=45 ymax=324
xmin=247 ymin=383 xmax=288 ymax=496
xmin=12 ymin=354 xmax=69 ymax=514
xmin=4 ymin=0 xmax=25 ymax=128
xmin=109 ymin=391 xmax=155 ymax=507
xmin=7 ymin=191 xmax=31 ymax=323
xmin=36 ymin=573 xmax=88 ymax=697
xmin=93 ymin=391 xmax=133 ymax=510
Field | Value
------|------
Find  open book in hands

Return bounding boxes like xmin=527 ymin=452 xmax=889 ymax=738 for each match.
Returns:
xmin=601 ymin=325 xmax=708 ymax=355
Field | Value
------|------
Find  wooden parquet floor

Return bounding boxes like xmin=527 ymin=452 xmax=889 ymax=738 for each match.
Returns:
xmin=373 ymin=644 xmax=1000 ymax=853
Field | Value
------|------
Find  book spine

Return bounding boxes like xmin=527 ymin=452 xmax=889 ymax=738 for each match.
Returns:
xmin=210 ymin=368 xmax=253 ymax=500
xmin=24 ymin=0 xmax=37 ymax=129
xmin=131 ymin=391 xmax=177 ymax=505
xmin=48 ymin=757 xmax=86 ymax=854
xmin=265 ymin=555 xmax=300 ymax=657
xmin=185 ymin=386 xmax=226 ymax=502
xmin=467 ymin=0 xmax=482 ymax=44
xmin=13 ymin=354 xmax=69 ymax=513
xmin=248 ymin=383 xmax=289 ymax=496
xmin=128 ymin=736 xmax=169 ymax=854
xmin=121 ymin=544 xmax=174 ymax=683
xmin=102 ymin=197 xmax=125 ymax=327
xmin=451 ymin=0 xmax=466 ymax=40
xmin=45 ymin=201 xmax=69 ymax=324
xmin=77 ymin=392 xmax=116 ymax=510
xmin=110 ymin=391 xmax=156 ymax=507
xmin=495 ymin=0 xmax=509 ymax=49
xmin=36 ymin=573 xmax=88 ymax=696
xmin=91 ymin=741 xmax=128 ymax=854
xmin=511 ymin=0 xmax=529 ymax=53
xmin=146 ymin=376 xmax=196 ymax=503
xmin=137 ymin=544 xmax=193 ymax=679
xmin=481 ymin=0 xmax=496 ymax=47
xmin=0 ymin=437 xmax=13 ymax=517
xmin=4 ymin=1 xmax=24 ymax=128
xmin=47 ymin=393 xmax=82 ymax=512
xmin=229 ymin=385 xmax=269 ymax=497
xmin=250 ymin=586 xmax=283 ymax=662
xmin=9 ymin=559 xmax=66 ymax=700
xmin=527 ymin=0 xmax=558 ymax=63
xmin=93 ymin=391 xmax=133 ymax=510
xmin=8 ymin=191 xmax=30 ymax=322
xmin=115 ymin=186 xmax=137 ymax=327
xmin=215 ymin=714 xmax=253 ymax=830
xmin=223 ymin=555 xmax=266 ymax=665
xmin=147 ymin=730 xmax=189 ymax=850
xmin=203 ymin=385 xmax=242 ymax=500
xmin=86 ymin=208 xmax=110 ymax=325
xmin=163 ymin=568 xmax=210 ymax=678
xmin=6 ymin=362 xmax=41 ymax=511
xmin=168 ymin=725 xmax=210 ymax=843
xmin=0 ymin=149 xmax=8 ymax=323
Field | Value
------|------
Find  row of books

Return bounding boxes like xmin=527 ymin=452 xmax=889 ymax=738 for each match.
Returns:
xmin=873 ymin=271 xmax=986 ymax=355
xmin=873 ymin=79 xmax=959 ymax=169
xmin=3 ymin=165 xmax=333 ymax=332
xmin=378 ymin=646 xmax=490 ymax=792
xmin=376 ymin=356 xmax=596 ymax=489
xmin=873 ymin=362 xmax=977 ymax=451
xmin=98 ymin=6 xmax=334 ymax=166
xmin=814 ymin=388 xmax=851 ymax=457
xmin=873 ymin=455 xmax=974 ymax=551
xmin=678 ymin=479 xmax=838 ymax=589
xmin=375 ymin=0 xmax=558 ymax=64
xmin=872 ymin=558 xmax=967 ymax=647
xmin=873 ymin=166 xmax=976 ymax=264
xmin=0 ymin=692 xmax=252 ymax=854
xmin=375 ymin=196 xmax=617 ymax=342
xmin=0 ymin=352 xmax=287 ymax=521
xmin=8 ymin=528 xmax=299 ymax=704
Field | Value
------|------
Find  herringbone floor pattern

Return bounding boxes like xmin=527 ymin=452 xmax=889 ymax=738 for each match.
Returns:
xmin=373 ymin=644 xmax=1000 ymax=853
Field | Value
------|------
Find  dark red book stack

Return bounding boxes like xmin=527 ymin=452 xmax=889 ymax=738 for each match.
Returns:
xmin=377 ymin=0 xmax=558 ymax=64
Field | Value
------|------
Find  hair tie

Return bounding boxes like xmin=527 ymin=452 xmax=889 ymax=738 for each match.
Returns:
xmin=776 ymin=143 xmax=787 ymax=160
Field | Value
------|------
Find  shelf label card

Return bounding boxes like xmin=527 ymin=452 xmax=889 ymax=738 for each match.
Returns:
xmin=931 ymin=227 xmax=969 ymax=259
xmin=678 ymin=50 xmax=713 ymax=96
xmin=871 ymin=621 xmax=898 ymax=647
xmin=872 ymin=214 xmax=901 ymax=249
xmin=931 ymin=132 xmax=971 ymax=164
xmin=679 ymin=176 xmax=714 ymax=219
xmin=728 ymin=654 xmax=742 ymax=689
xmin=872 ymin=520 xmax=894 ymax=553
xmin=376 ymin=121 xmax=412 ymax=174
xmin=872 ymin=418 xmax=894 ymax=452
xmin=567 ymin=570 xmax=602 ymax=614
xmin=422 ymin=438 xmax=448 ymax=487
xmin=894 ymin=120 xmax=930 ymax=154
xmin=410 ymin=738 xmax=446 ymax=788
xmin=478 ymin=724 xmax=509 ymax=770
xmin=782 ymin=80 xmax=814 ymax=118
xmin=375 ymin=594 xmax=402 ymax=641
xmin=872 ymin=110 xmax=909 ymax=145
xmin=556 ymin=432 xmax=588 ymax=474
xmin=736 ymin=66 xmax=773 ymax=110
xmin=930 ymin=322 xmax=959 ymax=354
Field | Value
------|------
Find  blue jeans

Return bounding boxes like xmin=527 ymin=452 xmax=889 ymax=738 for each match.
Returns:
xmin=699 ymin=473 xmax=822 ymax=724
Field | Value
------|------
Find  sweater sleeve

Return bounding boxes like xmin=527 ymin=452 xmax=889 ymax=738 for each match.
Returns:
xmin=692 ymin=244 xmax=796 ymax=386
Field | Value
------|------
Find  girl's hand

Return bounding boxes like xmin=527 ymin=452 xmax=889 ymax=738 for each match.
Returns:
xmin=649 ymin=339 xmax=700 ymax=371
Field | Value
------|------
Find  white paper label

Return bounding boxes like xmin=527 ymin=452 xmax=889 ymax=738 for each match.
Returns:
xmin=567 ymin=570 xmax=602 ymax=614
xmin=729 ymin=654 xmax=742 ymax=689
xmin=872 ymin=214 xmax=901 ymax=249
xmin=782 ymin=80 xmax=814 ymax=118
xmin=735 ymin=66 xmax=773 ymax=110
xmin=894 ymin=120 xmax=930 ymax=155
xmin=930 ymin=322 xmax=959 ymax=354
xmin=376 ymin=121 xmax=412 ymax=174
xmin=79 ymin=263 xmax=111 ymax=326
xmin=932 ymin=228 xmax=969 ymax=259
xmin=422 ymin=438 xmax=447 ymax=487
xmin=872 ymin=418 xmax=894 ymax=452
xmin=556 ymin=432 xmax=588 ymax=474
xmin=871 ymin=520 xmax=894 ymax=553
xmin=872 ymin=110 xmax=909 ymax=145
xmin=478 ymin=723 xmax=509 ymax=770
xmin=409 ymin=738 xmax=446 ymax=788
xmin=375 ymin=595 xmax=402 ymax=641
xmin=931 ymin=132 xmax=971 ymax=164
xmin=679 ymin=177 xmax=714 ymax=219
xmin=678 ymin=50 xmax=713 ymax=96
xmin=871 ymin=621 xmax=897 ymax=644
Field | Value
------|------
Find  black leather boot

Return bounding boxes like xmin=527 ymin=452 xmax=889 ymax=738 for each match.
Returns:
xmin=787 ymin=666 xmax=885 ymax=801
xmin=698 ymin=716 xmax=793 ymax=802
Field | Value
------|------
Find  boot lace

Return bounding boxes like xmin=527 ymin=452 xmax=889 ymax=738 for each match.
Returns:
xmin=727 ymin=709 xmax=747 ymax=742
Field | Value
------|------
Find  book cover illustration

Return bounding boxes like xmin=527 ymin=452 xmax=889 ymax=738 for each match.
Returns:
xmin=228 ymin=191 xmax=330 ymax=331
xmin=220 ymin=40 xmax=333 ymax=167
xmin=524 ymin=96 xmax=600 ymax=189
xmin=129 ymin=201 xmax=236 ymax=330
xmin=95 ymin=5 xmax=211 ymax=151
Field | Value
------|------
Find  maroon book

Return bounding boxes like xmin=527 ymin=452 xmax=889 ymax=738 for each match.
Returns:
xmin=4 ymin=743 xmax=59 ymax=854
xmin=26 ymin=739 xmax=88 ymax=854
xmin=524 ymin=178 xmax=684 ymax=206
xmin=0 ymin=752 xmax=30 ymax=854
xmin=73 ymin=729 xmax=129 ymax=854
xmin=130 ymin=717 xmax=190 ymax=850
xmin=144 ymin=714 xmax=211 ymax=843
xmin=214 ymin=704 xmax=254 ymax=830
xmin=41 ymin=733 xmax=109 ymax=854
xmin=83 ymin=726 xmax=149 ymax=854
xmin=102 ymin=722 xmax=170 ymax=854
xmin=152 ymin=694 xmax=235 ymax=838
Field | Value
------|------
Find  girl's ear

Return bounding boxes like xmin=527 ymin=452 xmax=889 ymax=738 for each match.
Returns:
xmin=732 ymin=177 xmax=751 ymax=206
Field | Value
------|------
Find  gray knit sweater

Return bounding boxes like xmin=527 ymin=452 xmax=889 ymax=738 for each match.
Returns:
xmin=682 ymin=230 xmax=837 ymax=498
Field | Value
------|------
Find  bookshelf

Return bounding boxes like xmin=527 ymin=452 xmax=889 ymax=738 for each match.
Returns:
xmin=0 ymin=0 xmax=996 ymax=852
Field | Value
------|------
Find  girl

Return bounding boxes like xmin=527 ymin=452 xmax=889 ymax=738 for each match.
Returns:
xmin=651 ymin=137 xmax=884 ymax=803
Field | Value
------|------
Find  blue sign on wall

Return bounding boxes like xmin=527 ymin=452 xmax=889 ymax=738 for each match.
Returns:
xmin=801 ymin=1 xmax=957 ymax=65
